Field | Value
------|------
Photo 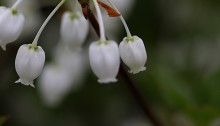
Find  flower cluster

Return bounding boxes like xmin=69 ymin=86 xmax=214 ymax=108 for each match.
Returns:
xmin=1 ymin=0 xmax=147 ymax=89
xmin=88 ymin=0 xmax=147 ymax=83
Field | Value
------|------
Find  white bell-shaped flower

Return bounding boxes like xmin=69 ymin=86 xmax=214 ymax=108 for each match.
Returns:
xmin=0 ymin=6 xmax=25 ymax=50
xmin=60 ymin=11 xmax=89 ymax=51
xmin=38 ymin=64 xmax=74 ymax=107
xmin=15 ymin=44 xmax=45 ymax=87
xmin=89 ymin=40 xmax=120 ymax=83
xmin=53 ymin=43 xmax=88 ymax=74
xmin=119 ymin=36 xmax=147 ymax=74
xmin=38 ymin=45 xmax=88 ymax=107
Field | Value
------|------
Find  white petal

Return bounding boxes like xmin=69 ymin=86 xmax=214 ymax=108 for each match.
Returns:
xmin=53 ymin=43 xmax=88 ymax=74
xmin=89 ymin=40 xmax=120 ymax=83
xmin=0 ymin=7 xmax=7 ymax=14
xmin=0 ymin=41 xmax=6 ymax=51
xmin=0 ymin=8 xmax=24 ymax=50
xmin=98 ymin=78 xmax=117 ymax=83
xmin=38 ymin=64 xmax=74 ymax=106
xmin=15 ymin=78 xmax=35 ymax=88
xmin=38 ymin=47 xmax=88 ymax=106
xmin=15 ymin=44 xmax=45 ymax=87
xmin=60 ymin=11 xmax=88 ymax=50
xmin=119 ymin=36 xmax=147 ymax=74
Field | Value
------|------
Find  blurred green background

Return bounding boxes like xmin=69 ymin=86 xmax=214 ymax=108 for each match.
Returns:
xmin=1 ymin=0 xmax=220 ymax=126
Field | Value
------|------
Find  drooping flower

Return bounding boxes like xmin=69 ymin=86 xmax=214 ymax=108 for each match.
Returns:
xmin=14 ymin=0 xmax=65 ymax=88
xmin=53 ymin=43 xmax=88 ymax=74
xmin=0 ymin=6 xmax=24 ymax=50
xmin=15 ymin=44 xmax=45 ymax=87
xmin=88 ymin=0 xmax=120 ymax=83
xmin=38 ymin=44 xmax=88 ymax=106
xmin=119 ymin=36 xmax=147 ymax=74
xmin=89 ymin=40 xmax=120 ymax=83
xmin=38 ymin=64 xmax=74 ymax=106
xmin=60 ymin=11 xmax=88 ymax=51
xmin=105 ymin=0 xmax=147 ymax=74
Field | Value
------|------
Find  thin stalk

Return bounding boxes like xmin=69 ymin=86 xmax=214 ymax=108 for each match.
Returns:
xmin=11 ymin=0 xmax=23 ymax=9
xmin=92 ymin=0 xmax=106 ymax=41
xmin=72 ymin=0 xmax=80 ymax=11
xmin=77 ymin=0 xmax=164 ymax=125
xmin=106 ymin=0 xmax=132 ymax=38
xmin=77 ymin=1 xmax=164 ymax=126
xmin=32 ymin=0 xmax=66 ymax=45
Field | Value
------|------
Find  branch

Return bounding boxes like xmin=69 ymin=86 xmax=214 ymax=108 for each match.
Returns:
xmin=78 ymin=1 xmax=164 ymax=126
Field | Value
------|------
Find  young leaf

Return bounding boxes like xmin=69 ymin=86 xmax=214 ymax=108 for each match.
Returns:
xmin=97 ymin=0 xmax=121 ymax=17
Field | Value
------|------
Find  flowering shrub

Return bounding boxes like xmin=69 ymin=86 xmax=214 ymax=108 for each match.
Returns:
xmin=2 ymin=0 xmax=220 ymax=126
xmin=0 ymin=0 xmax=147 ymax=88
xmin=1 ymin=0 xmax=148 ymax=112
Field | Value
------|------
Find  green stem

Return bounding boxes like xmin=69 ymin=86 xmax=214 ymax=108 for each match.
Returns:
xmin=92 ymin=0 xmax=106 ymax=41
xmin=106 ymin=0 xmax=132 ymax=38
xmin=32 ymin=0 xmax=66 ymax=45
xmin=11 ymin=0 xmax=23 ymax=9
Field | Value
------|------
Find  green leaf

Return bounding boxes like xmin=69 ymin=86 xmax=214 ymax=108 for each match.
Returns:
xmin=185 ymin=106 xmax=219 ymax=126
xmin=154 ymin=66 xmax=194 ymax=109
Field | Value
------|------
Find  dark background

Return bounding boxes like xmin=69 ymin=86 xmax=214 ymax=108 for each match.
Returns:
xmin=1 ymin=0 xmax=220 ymax=126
